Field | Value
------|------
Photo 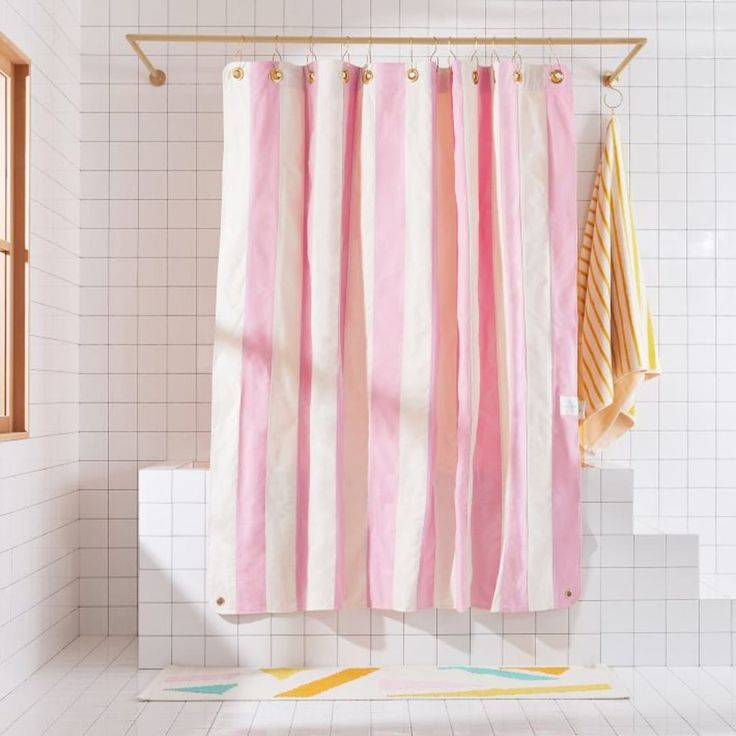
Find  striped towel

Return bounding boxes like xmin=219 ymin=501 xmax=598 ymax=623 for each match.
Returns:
xmin=578 ymin=117 xmax=660 ymax=453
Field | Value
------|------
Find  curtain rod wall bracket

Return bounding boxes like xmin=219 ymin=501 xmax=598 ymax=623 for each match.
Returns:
xmin=126 ymin=33 xmax=647 ymax=88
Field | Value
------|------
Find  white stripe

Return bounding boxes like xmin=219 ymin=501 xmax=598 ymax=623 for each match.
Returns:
xmin=489 ymin=62 xmax=510 ymax=613
xmin=264 ymin=64 xmax=304 ymax=612
xmin=208 ymin=62 xmax=251 ymax=613
xmin=306 ymin=60 xmax=344 ymax=610
xmin=450 ymin=60 xmax=480 ymax=608
xmin=519 ymin=67 xmax=554 ymax=610
xmin=393 ymin=61 xmax=433 ymax=611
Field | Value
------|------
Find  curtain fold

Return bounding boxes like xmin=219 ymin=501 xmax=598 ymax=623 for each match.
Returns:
xmin=209 ymin=59 xmax=580 ymax=614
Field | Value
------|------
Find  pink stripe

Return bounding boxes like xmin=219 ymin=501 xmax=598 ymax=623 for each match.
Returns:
xmin=334 ymin=70 xmax=359 ymax=609
xmin=296 ymin=69 xmax=316 ymax=611
xmin=416 ymin=68 xmax=439 ymax=609
xmin=235 ymin=63 xmax=281 ymax=613
xmin=342 ymin=75 xmax=369 ymax=608
xmin=430 ymin=68 xmax=459 ymax=607
xmin=367 ymin=65 xmax=406 ymax=609
xmin=450 ymin=60 xmax=472 ymax=609
xmin=471 ymin=66 xmax=503 ymax=608
xmin=497 ymin=62 xmax=529 ymax=611
xmin=545 ymin=65 xmax=581 ymax=608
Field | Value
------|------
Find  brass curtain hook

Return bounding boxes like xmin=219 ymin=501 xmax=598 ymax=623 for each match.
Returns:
xmin=231 ymin=34 xmax=246 ymax=79
xmin=512 ymin=37 xmax=523 ymax=84
xmin=471 ymin=37 xmax=480 ymax=84
xmin=407 ymin=38 xmax=419 ymax=81
xmin=446 ymin=36 xmax=457 ymax=68
xmin=270 ymin=35 xmax=283 ymax=82
xmin=362 ymin=38 xmax=374 ymax=83
xmin=341 ymin=37 xmax=351 ymax=82
xmin=548 ymin=37 xmax=565 ymax=83
xmin=429 ymin=36 xmax=438 ymax=65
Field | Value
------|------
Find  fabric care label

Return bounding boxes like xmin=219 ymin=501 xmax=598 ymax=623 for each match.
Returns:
xmin=559 ymin=395 xmax=581 ymax=418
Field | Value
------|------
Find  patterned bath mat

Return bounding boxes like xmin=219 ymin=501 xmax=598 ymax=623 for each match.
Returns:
xmin=139 ymin=665 xmax=628 ymax=701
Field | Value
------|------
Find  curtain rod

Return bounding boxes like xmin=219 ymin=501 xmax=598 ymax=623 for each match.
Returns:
xmin=126 ymin=33 xmax=647 ymax=89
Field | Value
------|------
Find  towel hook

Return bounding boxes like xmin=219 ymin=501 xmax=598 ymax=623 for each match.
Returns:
xmin=603 ymin=84 xmax=624 ymax=113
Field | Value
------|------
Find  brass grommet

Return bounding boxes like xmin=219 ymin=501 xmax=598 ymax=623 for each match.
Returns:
xmin=564 ymin=589 xmax=573 ymax=598
xmin=270 ymin=67 xmax=283 ymax=82
xmin=342 ymin=68 xmax=350 ymax=83
xmin=216 ymin=596 xmax=225 ymax=606
xmin=550 ymin=68 xmax=564 ymax=84
xmin=307 ymin=69 xmax=315 ymax=84
xmin=472 ymin=69 xmax=479 ymax=85
xmin=407 ymin=66 xmax=419 ymax=82
xmin=232 ymin=67 xmax=244 ymax=80
xmin=514 ymin=69 xmax=523 ymax=84
xmin=362 ymin=68 xmax=374 ymax=84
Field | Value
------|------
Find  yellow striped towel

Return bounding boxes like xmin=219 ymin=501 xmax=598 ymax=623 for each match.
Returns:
xmin=578 ymin=117 xmax=660 ymax=453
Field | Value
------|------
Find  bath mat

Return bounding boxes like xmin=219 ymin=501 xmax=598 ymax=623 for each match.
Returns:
xmin=139 ymin=665 xmax=627 ymax=701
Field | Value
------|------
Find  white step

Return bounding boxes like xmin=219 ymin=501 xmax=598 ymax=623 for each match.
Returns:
xmin=137 ymin=462 xmax=734 ymax=667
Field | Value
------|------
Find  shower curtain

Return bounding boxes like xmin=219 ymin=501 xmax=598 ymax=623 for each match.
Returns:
xmin=209 ymin=59 xmax=580 ymax=614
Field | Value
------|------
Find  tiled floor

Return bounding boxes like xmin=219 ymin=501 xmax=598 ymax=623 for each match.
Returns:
xmin=3 ymin=637 xmax=736 ymax=734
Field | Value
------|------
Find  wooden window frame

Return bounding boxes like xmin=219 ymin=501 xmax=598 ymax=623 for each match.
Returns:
xmin=0 ymin=34 xmax=29 ymax=441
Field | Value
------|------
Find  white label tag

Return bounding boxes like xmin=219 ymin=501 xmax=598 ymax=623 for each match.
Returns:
xmin=559 ymin=395 xmax=580 ymax=417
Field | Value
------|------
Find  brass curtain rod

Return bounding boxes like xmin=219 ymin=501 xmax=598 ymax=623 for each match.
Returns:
xmin=126 ymin=33 xmax=647 ymax=88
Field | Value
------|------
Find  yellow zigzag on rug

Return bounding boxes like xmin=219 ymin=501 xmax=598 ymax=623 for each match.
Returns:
xmin=275 ymin=668 xmax=378 ymax=698
xmin=389 ymin=683 xmax=613 ymax=698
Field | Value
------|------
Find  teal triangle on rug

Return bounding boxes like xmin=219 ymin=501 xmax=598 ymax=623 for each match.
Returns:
xmin=165 ymin=683 xmax=238 ymax=695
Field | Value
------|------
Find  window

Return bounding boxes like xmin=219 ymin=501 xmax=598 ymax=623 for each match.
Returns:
xmin=0 ymin=34 xmax=28 ymax=440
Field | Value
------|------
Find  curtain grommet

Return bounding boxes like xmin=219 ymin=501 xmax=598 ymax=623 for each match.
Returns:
xmin=342 ymin=68 xmax=350 ymax=83
xmin=216 ymin=596 xmax=225 ymax=606
xmin=472 ymin=69 xmax=479 ymax=85
xmin=407 ymin=66 xmax=419 ymax=82
xmin=307 ymin=69 xmax=315 ymax=83
xmin=514 ymin=69 xmax=523 ymax=84
xmin=270 ymin=67 xmax=283 ymax=82
xmin=362 ymin=68 xmax=374 ymax=84
xmin=564 ymin=589 xmax=573 ymax=598
xmin=232 ymin=67 xmax=244 ymax=80
xmin=550 ymin=68 xmax=564 ymax=84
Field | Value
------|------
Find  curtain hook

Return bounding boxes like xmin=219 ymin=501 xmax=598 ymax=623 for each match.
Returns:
xmin=489 ymin=36 xmax=500 ymax=65
xmin=471 ymin=37 xmax=480 ymax=84
xmin=548 ymin=37 xmax=565 ymax=83
xmin=270 ymin=35 xmax=283 ymax=82
xmin=512 ymin=37 xmax=523 ymax=84
xmin=446 ymin=36 xmax=457 ymax=68
xmin=231 ymin=35 xmax=246 ymax=79
xmin=306 ymin=35 xmax=317 ymax=83
xmin=362 ymin=38 xmax=374 ymax=83
xmin=407 ymin=38 xmax=419 ymax=81
xmin=429 ymin=36 xmax=438 ymax=67
xmin=341 ymin=36 xmax=351 ymax=82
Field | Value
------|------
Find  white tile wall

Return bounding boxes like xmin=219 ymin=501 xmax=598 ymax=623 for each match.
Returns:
xmin=140 ymin=464 xmax=736 ymax=668
xmin=80 ymin=0 xmax=736 ymax=632
xmin=0 ymin=0 xmax=81 ymax=700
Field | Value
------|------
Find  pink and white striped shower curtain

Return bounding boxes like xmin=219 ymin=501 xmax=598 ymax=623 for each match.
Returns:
xmin=209 ymin=59 xmax=580 ymax=615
